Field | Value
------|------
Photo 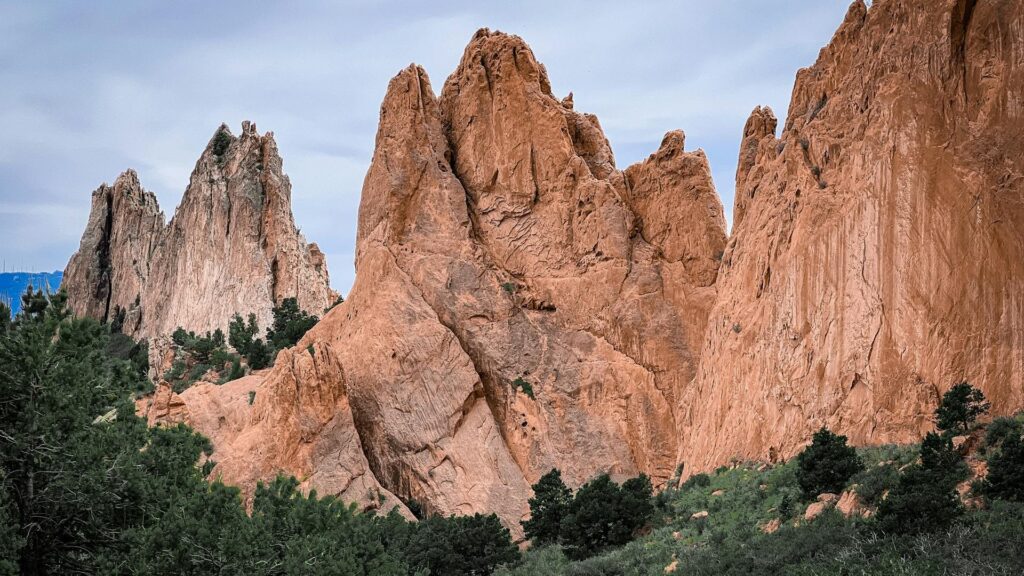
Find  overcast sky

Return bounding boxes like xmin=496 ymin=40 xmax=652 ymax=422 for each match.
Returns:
xmin=0 ymin=0 xmax=854 ymax=293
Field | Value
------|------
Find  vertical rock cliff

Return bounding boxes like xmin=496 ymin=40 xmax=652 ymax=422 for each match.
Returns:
xmin=63 ymin=170 xmax=164 ymax=332
xmin=681 ymin=0 xmax=1024 ymax=471
xmin=159 ymin=30 xmax=728 ymax=535
xmin=63 ymin=122 xmax=334 ymax=348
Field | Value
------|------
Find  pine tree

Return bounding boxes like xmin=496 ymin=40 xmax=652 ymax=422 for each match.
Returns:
xmin=247 ymin=338 xmax=273 ymax=370
xmin=266 ymin=297 xmax=318 ymax=350
xmin=524 ymin=469 xmax=572 ymax=546
xmin=878 ymin=431 xmax=966 ymax=533
xmin=936 ymin=382 xmax=990 ymax=434
xmin=986 ymin=432 xmax=1024 ymax=502
xmin=229 ymin=313 xmax=259 ymax=355
xmin=796 ymin=427 xmax=864 ymax=499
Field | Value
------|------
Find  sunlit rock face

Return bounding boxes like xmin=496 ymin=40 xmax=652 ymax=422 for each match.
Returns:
xmin=681 ymin=0 xmax=1024 ymax=472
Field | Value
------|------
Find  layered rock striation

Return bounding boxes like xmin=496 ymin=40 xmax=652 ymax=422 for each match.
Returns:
xmin=681 ymin=0 xmax=1024 ymax=471
xmin=64 ymin=122 xmax=334 ymax=348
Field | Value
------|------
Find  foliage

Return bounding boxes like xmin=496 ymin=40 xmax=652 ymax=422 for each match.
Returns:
xmin=325 ymin=295 xmax=344 ymax=313
xmin=795 ymin=427 xmax=864 ymax=499
xmin=165 ymin=326 xmax=246 ymax=391
xmin=524 ymin=469 xmax=573 ymax=546
xmin=936 ymin=381 xmax=990 ymax=434
xmin=0 ymin=301 xmax=10 ymax=334
xmin=247 ymin=338 xmax=273 ymax=370
xmin=399 ymin=512 xmax=520 ymax=575
xmin=510 ymin=450 xmax=1024 ymax=575
xmin=266 ymin=297 xmax=318 ymax=351
xmin=109 ymin=304 xmax=127 ymax=333
xmin=223 ymin=357 xmax=245 ymax=383
xmin=512 ymin=377 xmax=535 ymax=399
xmin=0 ymin=290 xmax=152 ymax=572
xmin=986 ymin=431 xmax=1024 ymax=502
xmin=211 ymin=128 xmax=232 ymax=157
xmin=229 ymin=312 xmax=259 ymax=356
xmin=877 ymin=432 xmax=965 ymax=534
xmin=681 ymin=473 xmax=711 ymax=490
xmin=559 ymin=473 xmax=654 ymax=559
xmin=847 ymin=443 xmax=919 ymax=507
xmin=983 ymin=414 xmax=1024 ymax=454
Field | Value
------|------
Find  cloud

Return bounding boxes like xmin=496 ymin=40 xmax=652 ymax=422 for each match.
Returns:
xmin=0 ymin=0 xmax=854 ymax=293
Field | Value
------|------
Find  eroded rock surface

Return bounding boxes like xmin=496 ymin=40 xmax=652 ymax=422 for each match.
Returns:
xmin=64 ymin=122 xmax=334 ymax=352
xmin=64 ymin=170 xmax=164 ymax=332
xmin=161 ymin=30 xmax=727 ymax=535
xmin=681 ymin=0 xmax=1024 ymax=471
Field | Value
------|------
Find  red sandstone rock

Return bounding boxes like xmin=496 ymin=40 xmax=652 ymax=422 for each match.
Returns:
xmin=681 ymin=0 xmax=1024 ymax=472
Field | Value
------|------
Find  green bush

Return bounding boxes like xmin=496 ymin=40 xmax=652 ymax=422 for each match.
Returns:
xmin=984 ymin=414 xmax=1024 ymax=454
xmin=559 ymin=474 xmax=653 ymax=559
xmin=211 ymin=128 xmax=232 ymax=157
xmin=681 ymin=473 xmax=711 ymax=490
xmin=850 ymin=463 xmax=900 ymax=507
xmin=986 ymin=432 xmax=1024 ymax=502
xmin=795 ymin=427 xmax=864 ymax=499
xmin=512 ymin=377 xmax=535 ymax=399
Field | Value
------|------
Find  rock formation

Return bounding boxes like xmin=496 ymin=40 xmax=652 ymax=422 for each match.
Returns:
xmin=157 ymin=29 xmax=727 ymax=535
xmin=63 ymin=170 xmax=164 ymax=332
xmin=64 ymin=122 xmax=334 ymax=349
xmin=123 ymin=0 xmax=1024 ymax=536
xmin=681 ymin=0 xmax=1024 ymax=471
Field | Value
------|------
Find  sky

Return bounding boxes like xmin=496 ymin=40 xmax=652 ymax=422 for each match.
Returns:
xmin=0 ymin=0 xmax=855 ymax=294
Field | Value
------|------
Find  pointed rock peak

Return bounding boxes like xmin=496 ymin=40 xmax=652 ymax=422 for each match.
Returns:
xmin=205 ymin=123 xmax=236 ymax=157
xmin=744 ymin=106 xmax=777 ymax=138
xmin=110 ymin=169 xmax=159 ymax=209
xmin=385 ymin=63 xmax=436 ymax=111
xmin=658 ymin=130 xmax=686 ymax=153
xmin=845 ymin=0 xmax=868 ymax=24
xmin=733 ymin=106 xmax=778 ymax=230
xmin=448 ymin=27 xmax=553 ymax=98
xmin=112 ymin=168 xmax=141 ymax=189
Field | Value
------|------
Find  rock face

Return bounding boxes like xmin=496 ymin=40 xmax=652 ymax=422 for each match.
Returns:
xmin=64 ymin=122 xmax=334 ymax=347
xmin=162 ymin=29 xmax=727 ymax=536
xmin=681 ymin=0 xmax=1024 ymax=471
xmin=64 ymin=170 xmax=164 ymax=331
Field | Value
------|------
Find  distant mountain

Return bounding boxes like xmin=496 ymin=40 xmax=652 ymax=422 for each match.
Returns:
xmin=0 ymin=271 xmax=63 ymax=314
